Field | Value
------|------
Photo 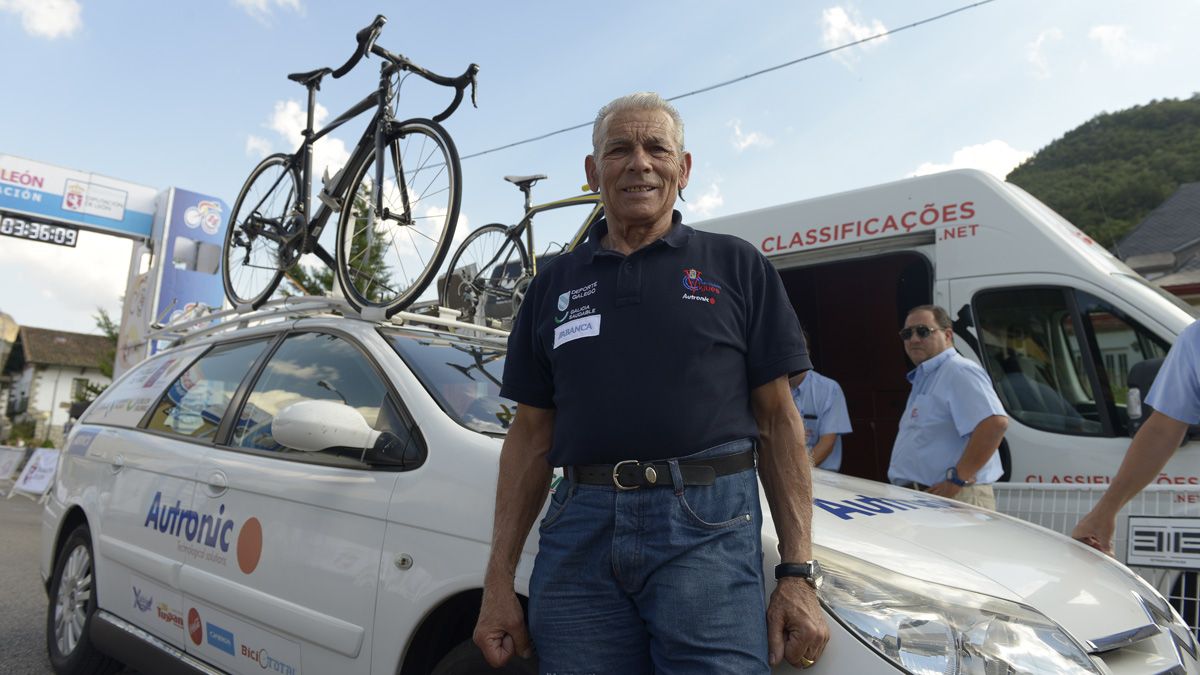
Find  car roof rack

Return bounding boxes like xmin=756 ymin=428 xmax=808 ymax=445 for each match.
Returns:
xmin=141 ymin=295 xmax=510 ymax=348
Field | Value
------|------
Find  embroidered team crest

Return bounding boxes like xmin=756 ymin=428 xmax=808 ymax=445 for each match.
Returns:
xmin=680 ymin=268 xmax=722 ymax=305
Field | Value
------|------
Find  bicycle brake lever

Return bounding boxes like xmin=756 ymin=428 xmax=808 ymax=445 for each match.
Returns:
xmin=469 ymin=64 xmax=480 ymax=108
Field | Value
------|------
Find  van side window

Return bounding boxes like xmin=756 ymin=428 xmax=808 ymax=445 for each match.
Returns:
xmin=1074 ymin=291 xmax=1169 ymax=434
xmin=231 ymin=332 xmax=420 ymax=465
xmin=144 ymin=340 xmax=270 ymax=440
xmin=975 ymin=289 xmax=1103 ymax=435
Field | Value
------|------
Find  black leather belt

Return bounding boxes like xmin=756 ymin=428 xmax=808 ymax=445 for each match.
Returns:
xmin=893 ymin=480 xmax=930 ymax=491
xmin=568 ymin=449 xmax=756 ymax=490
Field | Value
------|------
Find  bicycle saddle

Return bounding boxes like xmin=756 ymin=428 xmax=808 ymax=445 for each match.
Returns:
xmin=504 ymin=174 xmax=547 ymax=190
xmin=288 ymin=68 xmax=333 ymax=89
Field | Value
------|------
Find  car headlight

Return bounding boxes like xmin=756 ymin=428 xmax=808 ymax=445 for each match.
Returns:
xmin=817 ymin=548 xmax=1100 ymax=674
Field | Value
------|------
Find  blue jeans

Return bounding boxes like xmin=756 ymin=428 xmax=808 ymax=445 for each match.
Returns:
xmin=529 ymin=438 xmax=768 ymax=674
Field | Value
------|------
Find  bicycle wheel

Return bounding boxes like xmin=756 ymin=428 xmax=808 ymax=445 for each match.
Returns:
xmin=222 ymin=154 xmax=300 ymax=308
xmin=336 ymin=117 xmax=461 ymax=315
xmin=441 ymin=223 xmax=530 ymax=326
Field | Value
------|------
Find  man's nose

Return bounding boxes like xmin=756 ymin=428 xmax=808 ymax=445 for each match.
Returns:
xmin=627 ymin=146 xmax=653 ymax=171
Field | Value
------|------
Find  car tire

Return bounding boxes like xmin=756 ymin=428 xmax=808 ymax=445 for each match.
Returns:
xmin=46 ymin=525 xmax=119 ymax=675
xmin=431 ymin=639 xmax=538 ymax=675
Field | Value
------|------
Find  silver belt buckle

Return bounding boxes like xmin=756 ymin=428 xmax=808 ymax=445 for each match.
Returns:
xmin=612 ymin=459 xmax=639 ymax=490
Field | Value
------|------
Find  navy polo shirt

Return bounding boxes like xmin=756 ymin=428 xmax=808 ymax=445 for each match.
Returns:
xmin=501 ymin=211 xmax=810 ymax=466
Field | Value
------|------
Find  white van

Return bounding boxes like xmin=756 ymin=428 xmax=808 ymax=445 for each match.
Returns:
xmin=696 ymin=168 xmax=1200 ymax=628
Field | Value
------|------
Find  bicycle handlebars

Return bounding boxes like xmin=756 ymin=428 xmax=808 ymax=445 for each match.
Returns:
xmin=330 ymin=15 xmax=479 ymax=123
xmin=332 ymin=15 xmax=387 ymax=79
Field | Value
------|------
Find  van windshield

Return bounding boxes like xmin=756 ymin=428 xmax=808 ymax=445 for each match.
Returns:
xmin=1114 ymin=272 xmax=1199 ymax=319
xmin=384 ymin=332 xmax=514 ymax=435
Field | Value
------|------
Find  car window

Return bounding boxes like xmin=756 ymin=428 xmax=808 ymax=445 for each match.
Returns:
xmin=143 ymin=340 xmax=271 ymax=440
xmin=232 ymin=332 xmax=419 ymax=462
xmin=384 ymin=332 xmax=514 ymax=435
xmin=975 ymin=288 xmax=1104 ymax=435
xmin=82 ymin=344 xmax=207 ymax=428
xmin=1074 ymin=290 xmax=1169 ymax=433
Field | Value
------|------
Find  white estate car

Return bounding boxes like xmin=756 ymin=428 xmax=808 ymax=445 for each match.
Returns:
xmin=41 ymin=302 xmax=1199 ymax=674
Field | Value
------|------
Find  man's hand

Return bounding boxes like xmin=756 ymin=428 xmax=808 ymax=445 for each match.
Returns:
xmin=473 ymin=588 xmax=533 ymax=667
xmin=926 ymin=480 xmax=962 ymax=498
xmin=767 ymin=578 xmax=830 ymax=668
xmin=1071 ymin=510 xmax=1116 ymax=556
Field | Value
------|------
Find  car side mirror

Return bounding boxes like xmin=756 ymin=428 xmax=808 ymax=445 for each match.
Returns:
xmin=1127 ymin=358 xmax=1165 ymax=438
xmin=272 ymin=399 xmax=380 ymax=453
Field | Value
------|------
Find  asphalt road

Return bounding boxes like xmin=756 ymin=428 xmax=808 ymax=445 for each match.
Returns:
xmin=0 ymin=496 xmax=138 ymax=675
xmin=0 ymin=494 xmax=55 ymax=674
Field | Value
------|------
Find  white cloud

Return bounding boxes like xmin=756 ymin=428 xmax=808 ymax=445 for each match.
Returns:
xmin=0 ymin=0 xmax=81 ymax=39
xmin=1089 ymin=25 xmax=1159 ymax=65
xmin=684 ymin=182 xmax=724 ymax=219
xmin=728 ymin=120 xmax=774 ymax=152
xmin=245 ymin=135 xmax=272 ymax=159
xmin=1026 ymin=28 xmax=1063 ymax=79
xmin=0 ymin=230 xmax=131 ymax=332
xmin=266 ymin=99 xmax=350 ymax=187
xmin=821 ymin=6 xmax=888 ymax=67
xmin=911 ymin=140 xmax=1033 ymax=181
xmin=233 ymin=0 xmax=303 ymax=24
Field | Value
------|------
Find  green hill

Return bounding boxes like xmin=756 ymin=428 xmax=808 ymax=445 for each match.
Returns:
xmin=1006 ymin=94 xmax=1200 ymax=250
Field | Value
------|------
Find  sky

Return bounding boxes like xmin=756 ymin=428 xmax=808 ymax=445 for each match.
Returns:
xmin=1 ymin=0 xmax=1198 ymax=334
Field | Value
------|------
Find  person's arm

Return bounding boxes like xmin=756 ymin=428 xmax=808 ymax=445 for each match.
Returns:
xmin=754 ymin=376 xmax=830 ymax=668
xmin=1072 ymin=411 xmax=1190 ymax=554
xmin=809 ymin=433 xmax=837 ymax=468
xmin=474 ymin=404 xmax=556 ymax=667
xmin=927 ymin=415 xmax=1008 ymax=498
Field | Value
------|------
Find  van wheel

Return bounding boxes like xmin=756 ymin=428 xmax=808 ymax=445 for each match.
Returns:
xmin=431 ymin=639 xmax=538 ymax=675
xmin=46 ymin=525 xmax=119 ymax=675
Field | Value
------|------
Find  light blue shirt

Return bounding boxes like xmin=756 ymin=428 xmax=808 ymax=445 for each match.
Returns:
xmin=889 ymin=349 xmax=1006 ymax=486
xmin=1146 ymin=320 xmax=1200 ymax=425
xmin=791 ymin=371 xmax=852 ymax=472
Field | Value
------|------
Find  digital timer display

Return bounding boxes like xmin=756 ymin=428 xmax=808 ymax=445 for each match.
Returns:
xmin=0 ymin=214 xmax=78 ymax=247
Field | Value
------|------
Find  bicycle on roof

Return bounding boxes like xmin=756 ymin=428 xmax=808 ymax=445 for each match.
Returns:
xmin=440 ymin=174 xmax=603 ymax=327
xmin=221 ymin=14 xmax=479 ymax=317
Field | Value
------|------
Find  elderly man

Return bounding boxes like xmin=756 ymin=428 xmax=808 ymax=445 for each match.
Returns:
xmin=889 ymin=305 xmax=1009 ymax=508
xmin=473 ymin=92 xmax=829 ymax=673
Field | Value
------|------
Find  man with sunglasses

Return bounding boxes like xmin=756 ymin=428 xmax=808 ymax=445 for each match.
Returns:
xmin=888 ymin=305 xmax=1009 ymax=508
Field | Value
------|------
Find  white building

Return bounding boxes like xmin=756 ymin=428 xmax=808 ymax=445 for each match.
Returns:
xmin=3 ymin=326 xmax=112 ymax=446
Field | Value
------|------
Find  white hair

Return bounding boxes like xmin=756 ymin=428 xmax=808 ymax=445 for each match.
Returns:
xmin=591 ymin=92 xmax=686 ymax=158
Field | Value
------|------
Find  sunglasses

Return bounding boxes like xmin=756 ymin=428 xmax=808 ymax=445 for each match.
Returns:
xmin=899 ymin=325 xmax=941 ymax=341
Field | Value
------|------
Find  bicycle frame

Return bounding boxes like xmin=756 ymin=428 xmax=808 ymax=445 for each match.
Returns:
xmin=271 ymin=62 xmax=399 ymax=269
xmin=510 ymin=191 xmax=603 ymax=276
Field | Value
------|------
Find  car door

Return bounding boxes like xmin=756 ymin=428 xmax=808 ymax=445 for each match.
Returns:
xmin=92 ymin=338 xmax=271 ymax=647
xmin=182 ymin=329 xmax=416 ymax=675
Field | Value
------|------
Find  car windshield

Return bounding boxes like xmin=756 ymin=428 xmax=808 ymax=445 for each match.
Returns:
xmin=384 ymin=331 xmax=515 ymax=435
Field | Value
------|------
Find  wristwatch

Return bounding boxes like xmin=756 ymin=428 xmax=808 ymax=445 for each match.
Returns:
xmin=775 ymin=560 xmax=823 ymax=589
xmin=946 ymin=466 xmax=975 ymax=487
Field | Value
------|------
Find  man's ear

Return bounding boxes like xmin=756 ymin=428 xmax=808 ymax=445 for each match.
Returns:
xmin=585 ymin=155 xmax=599 ymax=192
xmin=678 ymin=151 xmax=693 ymax=191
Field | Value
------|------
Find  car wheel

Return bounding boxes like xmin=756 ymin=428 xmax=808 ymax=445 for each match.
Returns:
xmin=430 ymin=639 xmax=537 ymax=675
xmin=46 ymin=525 xmax=119 ymax=675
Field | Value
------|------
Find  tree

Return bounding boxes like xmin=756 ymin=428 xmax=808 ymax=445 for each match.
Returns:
xmin=1007 ymin=94 xmax=1200 ymax=250
xmin=78 ymin=308 xmax=118 ymax=403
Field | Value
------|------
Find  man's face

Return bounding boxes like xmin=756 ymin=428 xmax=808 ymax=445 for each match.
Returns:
xmin=902 ymin=310 xmax=953 ymax=366
xmin=585 ymin=108 xmax=691 ymax=231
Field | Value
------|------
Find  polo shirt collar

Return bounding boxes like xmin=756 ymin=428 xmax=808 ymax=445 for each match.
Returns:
xmin=906 ymin=347 xmax=955 ymax=383
xmin=579 ymin=210 xmax=691 ymax=263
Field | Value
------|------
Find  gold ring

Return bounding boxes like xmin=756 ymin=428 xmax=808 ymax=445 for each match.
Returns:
xmin=799 ymin=655 xmax=815 ymax=668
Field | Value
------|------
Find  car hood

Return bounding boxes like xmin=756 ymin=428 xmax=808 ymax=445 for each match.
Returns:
xmin=777 ymin=471 xmax=1161 ymax=646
